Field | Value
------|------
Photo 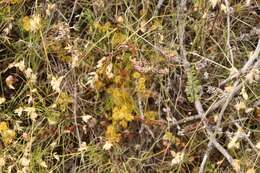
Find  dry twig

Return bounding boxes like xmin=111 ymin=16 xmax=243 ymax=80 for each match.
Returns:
xmin=177 ymin=1 xmax=240 ymax=172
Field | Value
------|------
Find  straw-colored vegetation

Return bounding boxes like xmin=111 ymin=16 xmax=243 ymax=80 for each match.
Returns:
xmin=0 ymin=0 xmax=260 ymax=172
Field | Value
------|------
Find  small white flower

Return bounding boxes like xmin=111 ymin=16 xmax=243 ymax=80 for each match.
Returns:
xmin=82 ymin=115 xmax=92 ymax=123
xmin=5 ymin=75 xmax=15 ymax=90
xmin=16 ymin=107 xmax=38 ymax=121
xmin=24 ymin=107 xmax=38 ymax=121
xmin=171 ymin=151 xmax=185 ymax=166
xmin=8 ymin=165 xmax=14 ymax=173
xmin=46 ymin=3 xmax=56 ymax=16
xmin=232 ymin=159 xmax=241 ymax=172
xmin=97 ymin=57 xmax=107 ymax=69
xmin=48 ymin=118 xmax=57 ymax=125
xmin=31 ymin=88 xmax=37 ymax=93
xmin=220 ymin=4 xmax=227 ymax=13
xmin=71 ymin=54 xmax=79 ymax=68
xmin=228 ymin=137 xmax=240 ymax=149
xmin=86 ymin=72 xmax=98 ymax=89
xmin=51 ymin=76 xmax=64 ymax=92
xmin=234 ymin=101 xmax=246 ymax=111
xmin=255 ymin=141 xmax=260 ymax=150
xmin=64 ymin=44 xmax=73 ymax=51
xmin=19 ymin=157 xmax=30 ymax=167
xmin=25 ymin=68 xmax=37 ymax=83
xmin=210 ymin=0 xmax=219 ymax=8
xmin=30 ymin=110 xmax=38 ymax=121
xmin=224 ymin=85 xmax=233 ymax=93
xmin=17 ymin=167 xmax=29 ymax=173
xmin=227 ymin=128 xmax=244 ymax=150
xmin=245 ymin=0 xmax=251 ymax=6
xmin=213 ymin=114 xmax=219 ymax=122
xmin=27 ymin=95 xmax=34 ymax=104
xmin=50 ymin=142 xmax=57 ymax=148
xmin=50 ymin=103 xmax=57 ymax=108
xmin=0 ymin=97 xmax=6 ymax=105
xmin=246 ymin=69 xmax=260 ymax=84
xmin=24 ymin=107 xmax=35 ymax=113
xmin=103 ymin=141 xmax=113 ymax=150
xmin=246 ymin=168 xmax=256 ymax=173
xmin=116 ymin=16 xmax=124 ymax=24
xmin=3 ymin=23 xmax=12 ymax=35
xmin=0 ymin=157 xmax=5 ymax=167
xmin=38 ymin=160 xmax=47 ymax=168
xmin=53 ymin=152 xmax=60 ymax=161
xmin=106 ymin=63 xmax=114 ymax=79
xmin=29 ymin=73 xmax=37 ymax=83
xmin=245 ymin=107 xmax=254 ymax=113
xmin=240 ymin=86 xmax=249 ymax=100
xmin=15 ymin=107 xmax=24 ymax=116
xmin=203 ymin=72 xmax=209 ymax=79
xmin=30 ymin=14 xmax=41 ymax=32
xmin=202 ymin=12 xmax=208 ymax=19
xmin=78 ymin=142 xmax=87 ymax=151
xmin=140 ymin=20 xmax=147 ymax=33
xmin=14 ymin=60 xmax=26 ymax=72
xmin=246 ymin=71 xmax=254 ymax=84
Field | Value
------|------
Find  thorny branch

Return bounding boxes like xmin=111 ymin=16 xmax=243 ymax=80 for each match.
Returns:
xmin=176 ymin=0 xmax=245 ymax=172
xmin=219 ymin=38 xmax=260 ymax=86
xmin=198 ymin=34 xmax=260 ymax=172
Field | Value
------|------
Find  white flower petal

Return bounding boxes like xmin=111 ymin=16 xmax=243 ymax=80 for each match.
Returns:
xmin=82 ymin=115 xmax=92 ymax=123
xmin=171 ymin=152 xmax=184 ymax=166
xmin=0 ymin=97 xmax=6 ymax=105
xmin=103 ymin=141 xmax=113 ymax=150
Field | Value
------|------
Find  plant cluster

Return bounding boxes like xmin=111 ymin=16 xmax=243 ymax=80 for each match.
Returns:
xmin=0 ymin=0 xmax=260 ymax=172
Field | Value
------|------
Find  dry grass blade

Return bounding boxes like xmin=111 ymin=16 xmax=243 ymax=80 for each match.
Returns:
xmin=0 ymin=1 xmax=260 ymax=172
